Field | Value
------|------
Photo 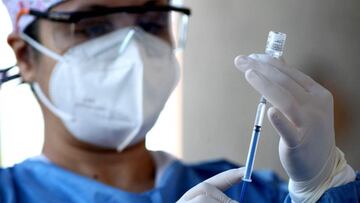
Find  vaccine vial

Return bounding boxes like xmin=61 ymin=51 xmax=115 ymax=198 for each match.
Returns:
xmin=265 ymin=31 xmax=287 ymax=59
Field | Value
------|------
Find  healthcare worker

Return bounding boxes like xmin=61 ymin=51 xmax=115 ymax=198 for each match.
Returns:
xmin=0 ymin=0 xmax=359 ymax=203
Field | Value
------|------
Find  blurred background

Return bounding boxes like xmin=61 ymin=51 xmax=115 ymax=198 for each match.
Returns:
xmin=1 ymin=0 xmax=359 ymax=180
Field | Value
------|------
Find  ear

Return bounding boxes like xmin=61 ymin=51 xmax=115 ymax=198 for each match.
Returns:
xmin=7 ymin=32 xmax=38 ymax=83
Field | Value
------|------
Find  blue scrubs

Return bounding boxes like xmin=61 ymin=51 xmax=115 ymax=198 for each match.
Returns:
xmin=0 ymin=159 xmax=359 ymax=202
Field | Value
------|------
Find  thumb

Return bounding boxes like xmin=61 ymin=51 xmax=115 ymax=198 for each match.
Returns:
xmin=204 ymin=167 xmax=245 ymax=191
xmin=267 ymin=107 xmax=300 ymax=147
xmin=178 ymin=168 xmax=245 ymax=202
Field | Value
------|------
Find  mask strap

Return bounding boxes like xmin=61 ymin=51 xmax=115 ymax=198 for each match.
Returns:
xmin=20 ymin=32 xmax=64 ymax=62
xmin=116 ymin=126 xmax=142 ymax=152
xmin=33 ymin=83 xmax=73 ymax=121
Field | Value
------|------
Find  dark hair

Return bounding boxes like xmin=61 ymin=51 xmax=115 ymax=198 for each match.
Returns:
xmin=23 ymin=20 xmax=40 ymax=41
xmin=23 ymin=20 xmax=41 ymax=59
xmin=22 ymin=20 xmax=40 ymax=92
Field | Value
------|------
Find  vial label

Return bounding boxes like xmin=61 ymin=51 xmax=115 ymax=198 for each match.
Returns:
xmin=265 ymin=31 xmax=287 ymax=58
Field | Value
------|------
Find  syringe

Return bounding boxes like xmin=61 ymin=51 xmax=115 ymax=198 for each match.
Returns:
xmin=239 ymin=31 xmax=287 ymax=203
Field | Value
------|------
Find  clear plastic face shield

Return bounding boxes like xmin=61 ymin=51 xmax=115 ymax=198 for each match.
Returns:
xmin=22 ymin=3 xmax=190 ymax=52
xmin=0 ymin=2 xmax=191 ymax=86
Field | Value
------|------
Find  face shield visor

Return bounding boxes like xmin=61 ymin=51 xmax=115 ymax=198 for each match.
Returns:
xmin=1 ymin=3 xmax=191 ymax=87
xmin=16 ymin=3 xmax=191 ymax=52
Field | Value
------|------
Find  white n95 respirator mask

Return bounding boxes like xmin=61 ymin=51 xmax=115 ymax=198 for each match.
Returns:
xmin=21 ymin=28 xmax=180 ymax=151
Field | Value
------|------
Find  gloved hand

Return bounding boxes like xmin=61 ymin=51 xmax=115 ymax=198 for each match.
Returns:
xmin=177 ymin=167 xmax=245 ymax=203
xmin=234 ymin=54 xmax=355 ymax=203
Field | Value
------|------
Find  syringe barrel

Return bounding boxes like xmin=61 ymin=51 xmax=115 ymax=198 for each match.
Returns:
xmin=243 ymin=101 xmax=266 ymax=182
xmin=241 ymin=31 xmax=288 ymax=203
xmin=242 ymin=31 xmax=287 ymax=182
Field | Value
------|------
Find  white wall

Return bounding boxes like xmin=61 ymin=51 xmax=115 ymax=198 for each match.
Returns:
xmin=182 ymin=0 xmax=360 ymax=179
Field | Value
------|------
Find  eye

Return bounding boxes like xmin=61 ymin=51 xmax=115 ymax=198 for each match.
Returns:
xmin=74 ymin=20 xmax=115 ymax=39
xmin=138 ymin=21 xmax=167 ymax=34
xmin=136 ymin=13 xmax=170 ymax=35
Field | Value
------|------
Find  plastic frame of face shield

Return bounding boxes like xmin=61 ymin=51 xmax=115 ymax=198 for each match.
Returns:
xmin=26 ymin=5 xmax=191 ymax=23
xmin=16 ymin=4 xmax=192 ymax=51
xmin=0 ymin=66 xmax=21 ymax=87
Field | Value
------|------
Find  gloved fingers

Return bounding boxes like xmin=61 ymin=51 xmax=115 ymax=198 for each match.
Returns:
xmin=178 ymin=182 xmax=239 ymax=203
xmin=267 ymin=107 xmax=301 ymax=147
xmin=178 ymin=168 xmax=244 ymax=202
xmin=247 ymin=54 xmax=324 ymax=94
xmin=235 ymin=55 xmax=309 ymax=102
xmin=204 ymin=167 xmax=245 ymax=191
xmin=245 ymin=69 xmax=303 ymax=127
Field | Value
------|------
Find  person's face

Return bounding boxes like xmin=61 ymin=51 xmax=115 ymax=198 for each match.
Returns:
xmin=19 ymin=0 xmax=171 ymax=98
